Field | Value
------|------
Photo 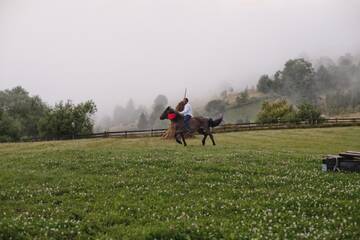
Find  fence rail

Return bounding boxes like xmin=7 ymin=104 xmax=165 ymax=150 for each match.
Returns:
xmin=20 ymin=117 xmax=360 ymax=142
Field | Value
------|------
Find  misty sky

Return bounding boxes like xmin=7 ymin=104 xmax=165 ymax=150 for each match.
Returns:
xmin=1 ymin=0 xmax=359 ymax=115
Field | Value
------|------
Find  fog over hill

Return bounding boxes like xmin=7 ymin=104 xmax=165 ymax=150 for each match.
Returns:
xmin=0 ymin=0 xmax=359 ymax=117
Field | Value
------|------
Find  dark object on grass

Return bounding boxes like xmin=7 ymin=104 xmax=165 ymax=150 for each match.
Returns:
xmin=322 ymin=151 xmax=360 ymax=172
xmin=159 ymin=106 xmax=223 ymax=146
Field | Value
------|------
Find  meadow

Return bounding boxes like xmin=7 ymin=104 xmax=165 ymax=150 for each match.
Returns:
xmin=1 ymin=127 xmax=360 ymax=239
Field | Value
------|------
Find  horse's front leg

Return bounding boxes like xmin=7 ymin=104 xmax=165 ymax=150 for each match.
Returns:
xmin=180 ymin=132 xmax=187 ymax=146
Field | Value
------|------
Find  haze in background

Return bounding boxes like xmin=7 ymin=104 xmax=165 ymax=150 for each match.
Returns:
xmin=1 ymin=0 xmax=359 ymax=115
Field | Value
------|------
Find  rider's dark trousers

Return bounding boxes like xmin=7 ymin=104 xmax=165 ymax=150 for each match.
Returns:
xmin=184 ymin=115 xmax=191 ymax=130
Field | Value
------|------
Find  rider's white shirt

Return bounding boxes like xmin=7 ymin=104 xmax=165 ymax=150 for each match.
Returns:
xmin=180 ymin=103 xmax=193 ymax=117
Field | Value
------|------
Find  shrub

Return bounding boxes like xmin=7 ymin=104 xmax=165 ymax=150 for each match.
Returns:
xmin=257 ymin=99 xmax=298 ymax=123
xmin=296 ymin=102 xmax=324 ymax=123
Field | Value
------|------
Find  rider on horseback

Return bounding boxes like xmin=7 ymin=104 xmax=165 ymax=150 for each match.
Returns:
xmin=160 ymin=104 xmax=223 ymax=146
xmin=179 ymin=98 xmax=192 ymax=132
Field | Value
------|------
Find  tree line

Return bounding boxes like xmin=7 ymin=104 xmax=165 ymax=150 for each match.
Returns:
xmin=0 ymin=86 xmax=96 ymax=142
xmin=2 ymin=54 xmax=358 ymax=141
xmin=257 ymin=54 xmax=360 ymax=115
xmin=0 ymin=86 xmax=175 ymax=141
xmin=199 ymin=53 xmax=360 ymax=124
xmin=95 ymin=94 xmax=170 ymax=132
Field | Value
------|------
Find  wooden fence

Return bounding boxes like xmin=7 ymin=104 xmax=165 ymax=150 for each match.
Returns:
xmin=21 ymin=117 xmax=360 ymax=142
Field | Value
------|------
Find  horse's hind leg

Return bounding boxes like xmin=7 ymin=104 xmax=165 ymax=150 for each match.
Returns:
xmin=202 ymin=134 xmax=208 ymax=146
xmin=209 ymin=133 xmax=216 ymax=146
xmin=181 ymin=133 xmax=187 ymax=146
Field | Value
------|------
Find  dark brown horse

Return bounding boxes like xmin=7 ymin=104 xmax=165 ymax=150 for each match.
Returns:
xmin=160 ymin=106 xmax=223 ymax=146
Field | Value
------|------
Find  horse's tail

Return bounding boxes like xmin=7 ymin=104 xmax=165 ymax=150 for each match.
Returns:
xmin=208 ymin=116 xmax=223 ymax=128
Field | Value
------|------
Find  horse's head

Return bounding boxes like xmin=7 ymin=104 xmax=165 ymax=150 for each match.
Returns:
xmin=160 ymin=106 xmax=171 ymax=120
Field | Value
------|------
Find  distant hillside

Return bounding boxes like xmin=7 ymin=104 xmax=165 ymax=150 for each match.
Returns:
xmin=221 ymin=89 xmax=275 ymax=123
xmin=224 ymin=100 xmax=263 ymax=123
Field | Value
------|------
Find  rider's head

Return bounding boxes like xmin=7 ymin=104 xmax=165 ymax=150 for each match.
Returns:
xmin=183 ymin=98 xmax=189 ymax=104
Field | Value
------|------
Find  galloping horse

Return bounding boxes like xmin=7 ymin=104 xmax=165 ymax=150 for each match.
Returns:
xmin=160 ymin=106 xmax=223 ymax=146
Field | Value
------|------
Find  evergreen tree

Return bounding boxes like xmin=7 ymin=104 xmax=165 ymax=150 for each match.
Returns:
xmin=205 ymin=99 xmax=226 ymax=116
xmin=257 ymin=75 xmax=273 ymax=93
xmin=137 ymin=112 xmax=149 ymax=130
xmin=149 ymin=94 xmax=169 ymax=129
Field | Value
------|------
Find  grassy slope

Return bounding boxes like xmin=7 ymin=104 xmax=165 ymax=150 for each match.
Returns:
xmin=224 ymin=100 xmax=263 ymax=123
xmin=223 ymin=90 xmax=270 ymax=123
xmin=1 ymin=127 xmax=360 ymax=239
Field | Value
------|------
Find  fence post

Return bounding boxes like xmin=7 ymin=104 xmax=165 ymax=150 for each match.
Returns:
xmin=151 ymin=129 xmax=153 ymax=137
xmin=125 ymin=131 xmax=127 ymax=138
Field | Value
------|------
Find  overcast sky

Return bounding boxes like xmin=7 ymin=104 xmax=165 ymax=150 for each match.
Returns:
xmin=1 ymin=0 xmax=359 ymax=114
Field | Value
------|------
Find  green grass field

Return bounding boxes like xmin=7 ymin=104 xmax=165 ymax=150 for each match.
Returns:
xmin=1 ymin=127 xmax=360 ymax=239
